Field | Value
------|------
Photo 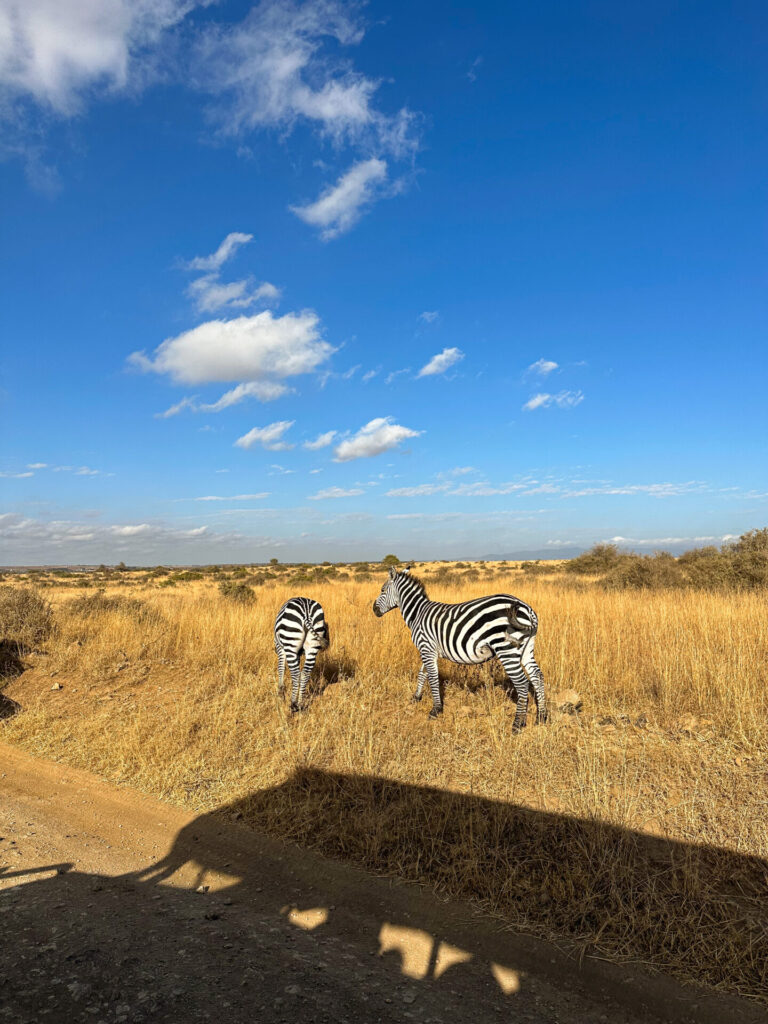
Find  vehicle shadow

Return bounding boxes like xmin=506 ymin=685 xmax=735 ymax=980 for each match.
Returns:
xmin=2 ymin=768 xmax=766 ymax=1023
xmin=0 ymin=641 xmax=24 ymax=719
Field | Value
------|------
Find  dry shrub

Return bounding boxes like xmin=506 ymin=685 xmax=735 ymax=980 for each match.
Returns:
xmin=68 ymin=591 xmax=163 ymax=625
xmin=0 ymin=587 xmax=53 ymax=651
xmin=218 ymin=580 xmax=256 ymax=604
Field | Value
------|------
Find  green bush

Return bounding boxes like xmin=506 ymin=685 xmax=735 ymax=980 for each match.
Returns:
xmin=0 ymin=587 xmax=53 ymax=652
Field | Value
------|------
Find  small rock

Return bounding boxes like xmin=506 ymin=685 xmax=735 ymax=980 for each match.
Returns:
xmin=285 ymin=985 xmax=301 ymax=996
xmin=196 ymin=885 xmax=209 ymax=894
xmin=402 ymin=989 xmax=418 ymax=1004
xmin=51 ymin=682 xmax=62 ymax=691
xmin=554 ymin=689 xmax=582 ymax=714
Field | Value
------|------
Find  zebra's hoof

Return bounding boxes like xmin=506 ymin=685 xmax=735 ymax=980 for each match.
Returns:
xmin=411 ymin=693 xmax=423 ymax=703
xmin=536 ymin=711 xmax=549 ymax=725
xmin=290 ymin=703 xmax=301 ymax=714
xmin=428 ymin=706 xmax=444 ymax=719
xmin=512 ymin=716 xmax=527 ymax=732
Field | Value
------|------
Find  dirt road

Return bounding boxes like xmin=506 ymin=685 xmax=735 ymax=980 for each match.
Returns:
xmin=0 ymin=743 xmax=762 ymax=1024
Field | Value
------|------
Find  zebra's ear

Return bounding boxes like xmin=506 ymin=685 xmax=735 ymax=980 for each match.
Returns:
xmin=401 ymin=564 xmax=412 ymax=574
xmin=388 ymin=566 xmax=397 ymax=579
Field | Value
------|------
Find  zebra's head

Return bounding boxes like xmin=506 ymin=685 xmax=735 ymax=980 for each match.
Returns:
xmin=372 ymin=565 xmax=411 ymax=617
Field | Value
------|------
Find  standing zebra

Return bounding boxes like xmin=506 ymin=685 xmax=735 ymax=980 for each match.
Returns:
xmin=372 ymin=566 xmax=547 ymax=728
xmin=274 ymin=597 xmax=330 ymax=713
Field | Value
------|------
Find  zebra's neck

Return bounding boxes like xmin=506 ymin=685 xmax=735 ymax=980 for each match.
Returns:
xmin=396 ymin=576 xmax=429 ymax=627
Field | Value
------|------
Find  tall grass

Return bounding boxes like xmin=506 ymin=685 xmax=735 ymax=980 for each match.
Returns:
xmin=2 ymin=569 xmax=767 ymax=998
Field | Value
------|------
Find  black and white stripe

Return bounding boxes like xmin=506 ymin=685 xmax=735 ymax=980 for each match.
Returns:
xmin=373 ymin=566 xmax=546 ymax=727
xmin=274 ymin=597 xmax=330 ymax=712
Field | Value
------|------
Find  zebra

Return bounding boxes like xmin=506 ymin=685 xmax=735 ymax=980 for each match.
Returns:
xmin=372 ymin=566 xmax=547 ymax=728
xmin=274 ymin=597 xmax=330 ymax=713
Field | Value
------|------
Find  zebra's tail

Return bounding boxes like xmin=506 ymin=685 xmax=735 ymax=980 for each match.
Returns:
xmin=307 ymin=619 xmax=330 ymax=650
xmin=504 ymin=601 xmax=538 ymax=646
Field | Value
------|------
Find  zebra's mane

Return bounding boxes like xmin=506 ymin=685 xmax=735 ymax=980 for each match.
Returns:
xmin=398 ymin=570 xmax=428 ymax=599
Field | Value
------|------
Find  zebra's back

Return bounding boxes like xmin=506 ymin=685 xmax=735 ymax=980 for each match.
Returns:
xmin=419 ymin=594 xmax=536 ymax=663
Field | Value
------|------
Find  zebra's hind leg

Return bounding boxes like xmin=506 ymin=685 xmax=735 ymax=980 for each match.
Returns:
xmin=287 ymin=652 xmax=303 ymax=713
xmin=298 ymin=647 xmax=319 ymax=709
xmin=521 ymin=635 xmax=548 ymax=724
xmin=412 ymin=665 xmax=427 ymax=702
xmin=276 ymin=643 xmax=286 ymax=699
xmin=493 ymin=642 xmax=530 ymax=730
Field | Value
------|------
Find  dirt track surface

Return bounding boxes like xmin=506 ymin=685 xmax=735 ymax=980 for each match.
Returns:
xmin=0 ymin=743 xmax=763 ymax=1024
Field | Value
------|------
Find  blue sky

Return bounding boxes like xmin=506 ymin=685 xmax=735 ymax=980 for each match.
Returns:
xmin=1 ymin=0 xmax=766 ymax=564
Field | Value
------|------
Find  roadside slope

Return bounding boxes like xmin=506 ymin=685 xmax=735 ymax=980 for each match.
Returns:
xmin=0 ymin=742 xmax=762 ymax=1024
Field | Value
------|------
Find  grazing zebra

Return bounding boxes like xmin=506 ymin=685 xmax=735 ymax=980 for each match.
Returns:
xmin=372 ymin=566 xmax=547 ymax=728
xmin=274 ymin=597 xmax=330 ymax=713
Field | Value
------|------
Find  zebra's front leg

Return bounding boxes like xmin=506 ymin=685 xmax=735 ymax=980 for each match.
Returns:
xmin=494 ymin=642 xmax=530 ymax=730
xmin=412 ymin=665 xmax=427 ymax=703
xmin=521 ymin=635 xmax=548 ymax=724
xmin=275 ymin=643 xmax=286 ymax=699
xmin=419 ymin=652 xmax=442 ymax=719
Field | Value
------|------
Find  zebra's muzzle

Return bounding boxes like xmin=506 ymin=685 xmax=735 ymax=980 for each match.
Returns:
xmin=372 ymin=602 xmax=383 ymax=617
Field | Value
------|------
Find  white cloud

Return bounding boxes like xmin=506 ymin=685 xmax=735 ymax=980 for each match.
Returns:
xmin=303 ymin=430 xmax=337 ymax=450
xmin=235 ymin=420 xmax=295 ymax=451
xmin=291 ymin=158 xmax=389 ymax=239
xmin=308 ymin=486 xmax=364 ymax=500
xmin=27 ymin=462 xmax=47 ymax=469
xmin=0 ymin=470 xmax=34 ymax=478
xmin=528 ymin=358 xmax=558 ymax=376
xmin=186 ymin=232 xmax=253 ymax=271
xmin=194 ymin=493 xmax=269 ymax=501
xmin=417 ymin=347 xmax=464 ymax=377
xmin=196 ymin=0 xmax=418 ymax=156
xmin=362 ymin=369 xmax=378 ymax=382
xmin=523 ymin=390 xmax=584 ymax=411
xmin=0 ymin=0 xmax=199 ymax=116
xmin=334 ymin=417 xmax=421 ymax=461
xmin=418 ymin=310 xmax=439 ymax=324
xmin=130 ymin=310 xmax=333 ymax=387
xmin=75 ymin=466 xmax=100 ymax=476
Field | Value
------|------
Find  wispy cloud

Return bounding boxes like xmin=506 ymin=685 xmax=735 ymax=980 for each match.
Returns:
xmin=0 ymin=471 xmax=34 ymax=479
xmin=291 ymin=158 xmax=390 ymax=239
xmin=334 ymin=417 xmax=421 ymax=461
xmin=186 ymin=232 xmax=253 ymax=272
xmin=194 ymin=493 xmax=270 ymax=502
xmin=523 ymin=390 xmax=583 ymax=411
xmin=27 ymin=462 xmax=47 ymax=469
xmin=527 ymin=358 xmax=558 ymax=376
xmin=418 ymin=310 xmax=439 ymax=324
xmin=196 ymin=0 xmax=419 ymax=157
xmin=564 ymin=482 xmax=704 ymax=499
xmin=235 ymin=421 xmax=295 ymax=451
xmin=303 ymin=430 xmax=337 ymax=450
xmin=417 ymin=347 xmax=464 ymax=378
xmin=308 ymin=486 xmax=365 ymax=500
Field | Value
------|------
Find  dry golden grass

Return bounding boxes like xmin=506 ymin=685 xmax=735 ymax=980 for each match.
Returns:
xmin=2 ymin=567 xmax=768 ymax=999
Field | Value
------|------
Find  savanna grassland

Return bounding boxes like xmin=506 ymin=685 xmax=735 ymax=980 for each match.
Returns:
xmin=1 ymin=555 xmax=767 ymax=1000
